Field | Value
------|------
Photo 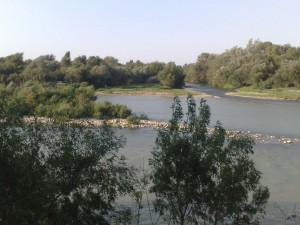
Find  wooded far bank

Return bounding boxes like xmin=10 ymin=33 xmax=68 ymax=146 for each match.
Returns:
xmin=1 ymin=39 xmax=300 ymax=90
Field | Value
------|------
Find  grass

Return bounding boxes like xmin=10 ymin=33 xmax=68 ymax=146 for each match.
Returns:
xmin=96 ymin=83 xmax=208 ymax=97
xmin=232 ymin=86 xmax=300 ymax=100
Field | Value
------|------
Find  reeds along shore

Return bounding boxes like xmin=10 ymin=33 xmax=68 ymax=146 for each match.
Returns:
xmin=23 ymin=117 xmax=300 ymax=145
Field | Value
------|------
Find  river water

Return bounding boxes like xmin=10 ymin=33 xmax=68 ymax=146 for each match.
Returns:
xmin=97 ymin=86 xmax=300 ymax=224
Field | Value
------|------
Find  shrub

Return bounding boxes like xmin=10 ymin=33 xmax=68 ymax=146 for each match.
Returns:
xmin=126 ymin=114 xmax=140 ymax=125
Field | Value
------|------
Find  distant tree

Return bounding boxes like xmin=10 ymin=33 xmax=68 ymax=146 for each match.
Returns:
xmin=149 ymin=95 xmax=269 ymax=225
xmin=158 ymin=62 xmax=185 ymax=88
xmin=185 ymin=53 xmax=210 ymax=84
xmin=88 ymin=65 xmax=112 ymax=87
xmin=272 ymin=60 xmax=300 ymax=88
xmin=1 ymin=40 xmax=300 ymax=89
xmin=0 ymin=53 xmax=24 ymax=75
xmin=285 ymin=46 xmax=300 ymax=60
xmin=73 ymin=55 xmax=87 ymax=66
xmin=103 ymin=56 xmax=119 ymax=67
xmin=61 ymin=51 xmax=71 ymax=67
xmin=86 ymin=56 xmax=102 ymax=69
xmin=149 ymin=61 xmax=165 ymax=76
xmin=64 ymin=66 xmax=88 ymax=83
xmin=22 ymin=55 xmax=60 ymax=82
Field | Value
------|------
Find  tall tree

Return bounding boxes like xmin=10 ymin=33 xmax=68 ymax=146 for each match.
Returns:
xmin=0 ymin=104 xmax=136 ymax=224
xmin=149 ymin=95 xmax=269 ymax=225
xmin=0 ymin=53 xmax=24 ymax=75
xmin=61 ymin=51 xmax=71 ymax=67
xmin=158 ymin=62 xmax=185 ymax=88
xmin=22 ymin=55 xmax=60 ymax=82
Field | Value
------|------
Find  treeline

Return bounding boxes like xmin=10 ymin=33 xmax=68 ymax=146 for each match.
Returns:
xmin=185 ymin=39 xmax=300 ymax=89
xmin=0 ymin=52 xmax=185 ymax=88
xmin=2 ymin=40 xmax=299 ymax=90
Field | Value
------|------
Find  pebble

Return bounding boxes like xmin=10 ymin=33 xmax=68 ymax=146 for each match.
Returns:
xmin=23 ymin=117 xmax=299 ymax=145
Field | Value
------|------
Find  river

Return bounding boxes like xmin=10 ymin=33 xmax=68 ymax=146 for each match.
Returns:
xmin=97 ymin=86 xmax=300 ymax=224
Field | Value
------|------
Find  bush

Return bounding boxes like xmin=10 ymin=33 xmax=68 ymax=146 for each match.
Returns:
xmin=126 ymin=114 xmax=140 ymax=125
xmin=114 ymin=104 xmax=132 ymax=118
xmin=93 ymin=102 xmax=132 ymax=119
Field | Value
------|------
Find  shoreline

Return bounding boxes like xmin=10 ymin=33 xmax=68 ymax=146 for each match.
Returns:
xmin=74 ymin=118 xmax=300 ymax=145
xmin=95 ymin=90 xmax=219 ymax=98
xmin=25 ymin=117 xmax=300 ymax=145
xmin=225 ymin=91 xmax=298 ymax=101
xmin=96 ymin=87 xmax=299 ymax=101
xmin=186 ymin=83 xmax=300 ymax=101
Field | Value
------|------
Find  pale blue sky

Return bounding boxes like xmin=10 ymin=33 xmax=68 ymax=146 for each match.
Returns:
xmin=1 ymin=0 xmax=300 ymax=64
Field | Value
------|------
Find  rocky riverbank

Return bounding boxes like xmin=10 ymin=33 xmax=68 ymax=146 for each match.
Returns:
xmin=96 ymin=90 xmax=217 ymax=98
xmin=25 ymin=117 xmax=300 ymax=145
xmin=105 ymin=119 xmax=300 ymax=145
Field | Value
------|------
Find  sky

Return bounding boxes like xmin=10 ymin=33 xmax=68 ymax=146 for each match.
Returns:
xmin=1 ymin=0 xmax=300 ymax=65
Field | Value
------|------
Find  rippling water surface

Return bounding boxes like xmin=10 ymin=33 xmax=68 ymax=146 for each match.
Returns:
xmin=98 ymin=87 xmax=300 ymax=224
xmin=98 ymin=94 xmax=300 ymax=137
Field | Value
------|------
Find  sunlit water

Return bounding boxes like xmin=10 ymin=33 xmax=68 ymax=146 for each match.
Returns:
xmin=98 ymin=88 xmax=300 ymax=224
xmin=98 ymin=94 xmax=300 ymax=137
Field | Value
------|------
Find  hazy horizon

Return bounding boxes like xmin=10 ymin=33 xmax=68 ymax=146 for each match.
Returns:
xmin=1 ymin=0 xmax=300 ymax=65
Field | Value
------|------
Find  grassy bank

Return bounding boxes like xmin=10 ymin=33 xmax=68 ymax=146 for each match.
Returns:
xmin=227 ymin=86 xmax=300 ymax=100
xmin=96 ymin=83 xmax=214 ymax=97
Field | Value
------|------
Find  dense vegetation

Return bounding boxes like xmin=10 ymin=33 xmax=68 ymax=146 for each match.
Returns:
xmin=2 ymin=39 xmax=300 ymax=93
xmin=0 ymin=82 xmax=133 ymax=120
xmin=185 ymin=39 xmax=300 ymax=89
xmin=0 ymin=113 xmax=135 ymax=225
xmin=0 ymin=96 xmax=269 ymax=225
xmin=0 ymin=52 xmax=185 ymax=88
xmin=0 ymin=51 xmax=188 ymax=120
xmin=150 ymin=96 xmax=269 ymax=225
xmin=158 ymin=62 xmax=185 ymax=88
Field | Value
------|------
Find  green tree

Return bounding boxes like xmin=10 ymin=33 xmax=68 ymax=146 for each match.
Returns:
xmin=61 ymin=51 xmax=71 ymax=67
xmin=89 ymin=64 xmax=112 ymax=87
xmin=185 ymin=53 xmax=210 ymax=84
xmin=272 ymin=60 xmax=300 ymax=88
xmin=0 ymin=110 xmax=135 ymax=224
xmin=64 ymin=66 xmax=88 ymax=83
xmin=148 ymin=61 xmax=165 ymax=76
xmin=0 ymin=53 xmax=24 ymax=75
xmin=158 ymin=62 xmax=185 ymax=88
xmin=86 ymin=56 xmax=102 ymax=70
xmin=73 ymin=55 xmax=87 ymax=66
xmin=149 ymin=95 xmax=269 ymax=225
xmin=22 ymin=55 xmax=61 ymax=82
xmin=103 ymin=56 xmax=119 ymax=67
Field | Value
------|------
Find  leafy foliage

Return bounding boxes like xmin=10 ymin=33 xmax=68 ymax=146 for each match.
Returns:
xmin=184 ymin=39 xmax=300 ymax=89
xmin=1 ymin=40 xmax=300 ymax=90
xmin=0 ymin=52 xmax=169 ymax=87
xmin=149 ymin=95 xmax=269 ymax=225
xmin=93 ymin=101 xmax=132 ymax=119
xmin=0 ymin=113 xmax=136 ymax=224
xmin=158 ymin=62 xmax=185 ymax=88
xmin=126 ymin=114 xmax=141 ymax=125
xmin=0 ymin=82 xmax=134 ymax=119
